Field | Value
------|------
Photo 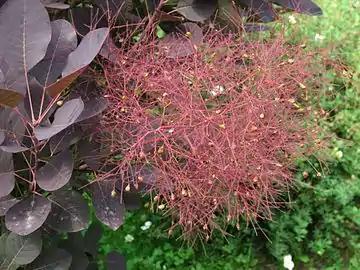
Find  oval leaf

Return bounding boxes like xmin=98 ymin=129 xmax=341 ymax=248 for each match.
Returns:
xmin=270 ymin=0 xmax=322 ymax=15
xmin=176 ymin=0 xmax=217 ymax=22
xmin=66 ymin=250 xmax=88 ymax=270
xmin=99 ymin=37 xmax=120 ymax=63
xmin=0 ymin=195 xmax=19 ymax=216
xmin=75 ymin=97 xmax=108 ymax=123
xmin=84 ymin=222 xmax=102 ymax=257
xmin=0 ymin=151 xmax=15 ymax=198
xmin=34 ymin=98 xmax=84 ymax=141
xmin=0 ymin=88 xmax=24 ymax=108
xmin=30 ymin=248 xmax=72 ymax=270
xmin=29 ymin=19 xmax=77 ymax=86
xmin=244 ymin=23 xmax=269 ymax=32
xmin=106 ymin=251 xmax=127 ymax=270
xmin=0 ymin=142 xmax=28 ymax=153
xmin=123 ymin=192 xmax=141 ymax=211
xmin=47 ymin=190 xmax=90 ymax=232
xmin=78 ymin=136 xmax=104 ymax=170
xmin=237 ymin=0 xmax=277 ymax=22
xmin=0 ymin=0 xmax=51 ymax=95
xmin=50 ymin=125 xmax=83 ymax=154
xmin=0 ymin=233 xmax=9 ymax=263
xmin=161 ymin=22 xmax=203 ymax=58
xmin=40 ymin=0 xmax=70 ymax=10
xmin=93 ymin=0 xmax=127 ymax=16
xmin=58 ymin=233 xmax=89 ymax=270
xmin=5 ymin=231 xmax=42 ymax=265
xmin=0 ymin=129 xmax=4 ymax=144
xmin=69 ymin=6 xmax=106 ymax=37
xmin=5 ymin=195 xmax=52 ymax=236
xmin=90 ymin=180 xmax=125 ymax=230
xmin=62 ymin=28 xmax=109 ymax=77
xmin=45 ymin=27 xmax=109 ymax=98
xmin=86 ymin=262 xmax=99 ymax=270
xmin=0 ymin=106 xmax=28 ymax=151
xmin=36 ymin=150 xmax=73 ymax=191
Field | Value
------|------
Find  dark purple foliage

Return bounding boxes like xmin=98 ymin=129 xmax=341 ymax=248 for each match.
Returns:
xmin=0 ymin=0 xmax=122 ymax=269
xmin=0 ymin=0 xmax=324 ymax=268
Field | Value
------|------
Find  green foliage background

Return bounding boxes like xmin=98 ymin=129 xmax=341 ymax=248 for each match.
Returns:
xmin=97 ymin=0 xmax=360 ymax=269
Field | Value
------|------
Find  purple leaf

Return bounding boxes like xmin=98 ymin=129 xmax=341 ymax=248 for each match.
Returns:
xmin=34 ymin=98 xmax=84 ymax=141
xmin=40 ymin=0 xmax=70 ymax=10
xmin=62 ymin=28 xmax=109 ymax=77
xmin=86 ymin=262 xmax=99 ymax=270
xmin=244 ymin=23 xmax=269 ymax=32
xmin=0 ymin=130 xmax=4 ymax=144
xmin=4 ymin=231 xmax=42 ymax=266
xmin=29 ymin=19 xmax=77 ymax=86
xmin=123 ymin=192 xmax=141 ymax=211
xmin=0 ymin=0 xmax=51 ymax=95
xmin=30 ymin=248 xmax=72 ymax=270
xmin=0 ymin=151 xmax=15 ymax=198
xmin=90 ymin=180 xmax=125 ymax=230
xmin=237 ymin=0 xmax=277 ymax=22
xmin=44 ymin=28 xmax=109 ymax=98
xmin=58 ymin=233 xmax=89 ymax=270
xmin=69 ymin=78 xmax=108 ymax=122
xmin=93 ymin=0 xmax=127 ymax=16
xmin=36 ymin=150 xmax=73 ymax=191
xmin=161 ymin=22 xmax=203 ymax=58
xmin=0 ymin=143 xmax=28 ymax=153
xmin=0 ymin=107 xmax=28 ymax=149
xmin=122 ymin=166 xmax=159 ymax=189
xmin=66 ymin=250 xmax=89 ymax=270
xmin=0 ymin=195 xmax=19 ymax=216
xmin=176 ymin=0 xmax=218 ymax=22
xmin=5 ymin=195 xmax=52 ymax=236
xmin=78 ymin=136 xmax=104 ymax=170
xmin=271 ymin=0 xmax=322 ymax=15
xmin=50 ymin=125 xmax=83 ymax=154
xmin=106 ymin=251 xmax=127 ymax=270
xmin=99 ymin=37 xmax=120 ymax=63
xmin=84 ymin=222 xmax=103 ymax=257
xmin=69 ymin=6 xmax=107 ymax=37
xmin=75 ymin=97 xmax=108 ymax=123
xmin=47 ymin=190 xmax=90 ymax=232
xmin=45 ymin=68 xmax=85 ymax=98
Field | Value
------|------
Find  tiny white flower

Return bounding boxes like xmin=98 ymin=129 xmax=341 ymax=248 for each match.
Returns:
xmin=210 ymin=85 xmax=225 ymax=97
xmin=215 ymin=85 xmax=225 ymax=93
xmin=141 ymin=220 xmax=152 ymax=231
xmin=288 ymin=15 xmax=297 ymax=24
xmin=335 ymin=150 xmax=343 ymax=159
xmin=125 ymin=234 xmax=134 ymax=243
xmin=210 ymin=90 xmax=218 ymax=97
xmin=144 ymin=221 xmax=152 ymax=228
xmin=168 ymin=128 xmax=175 ymax=134
xmin=283 ymin=255 xmax=294 ymax=270
xmin=314 ymin=33 xmax=325 ymax=42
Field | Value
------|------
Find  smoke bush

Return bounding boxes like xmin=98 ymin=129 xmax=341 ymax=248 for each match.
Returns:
xmin=100 ymin=31 xmax=323 ymax=240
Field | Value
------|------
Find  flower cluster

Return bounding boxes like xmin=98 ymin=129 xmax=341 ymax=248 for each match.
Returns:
xmin=100 ymin=30 xmax=322 ymax=239
xmin=141 ymin=221 xmax=152 ymax=231
xmin=283 ymin=255 xmax=295 ymax=270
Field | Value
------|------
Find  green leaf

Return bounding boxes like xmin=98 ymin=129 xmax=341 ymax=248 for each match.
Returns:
xmin=156 ymin=26 xmax=166 ymax=39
